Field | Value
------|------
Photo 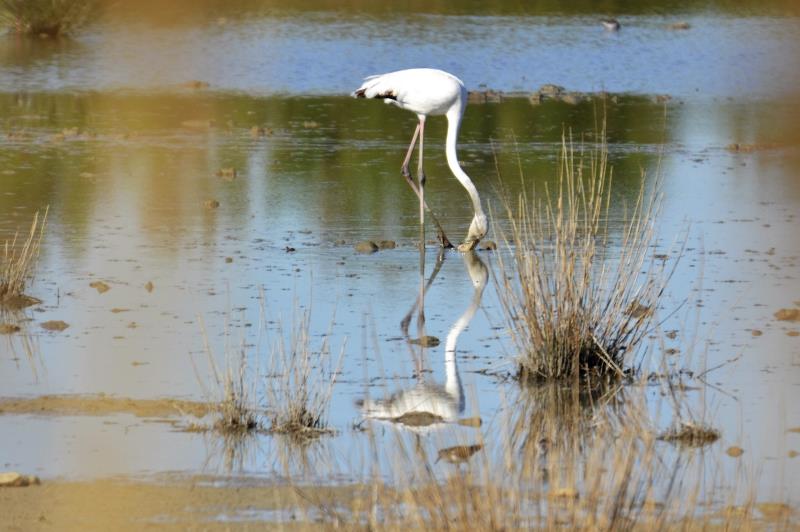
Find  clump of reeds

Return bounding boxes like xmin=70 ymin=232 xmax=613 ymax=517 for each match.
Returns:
xmin=0 ymin=0 xmax=101 ymax=36
xmin=495 ymin=131 xmax=668 ymax=381
xmin=1 ymin=208 xmax=47 ymax=308
xmin=195 ymin=315 xmax=261 ymax=436
xmin=264 ymin=307 xmax=342 ymax=440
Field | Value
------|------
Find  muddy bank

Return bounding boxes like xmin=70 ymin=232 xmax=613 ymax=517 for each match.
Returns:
xmin=0 ymin=476 xmax=361 ymax=531
xmin=0 ymin=395 xmax=211 ymax=419
xmin=0 ymin=476 xmax=793 ymax=531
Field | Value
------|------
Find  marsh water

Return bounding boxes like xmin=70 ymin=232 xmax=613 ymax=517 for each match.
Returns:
xmin=1 ymin=0 xmax=799 ymax=521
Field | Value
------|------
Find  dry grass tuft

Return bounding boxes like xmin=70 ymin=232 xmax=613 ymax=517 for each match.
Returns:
xmin=0 ymin=0 xmax=101 ymax=36
xmin=1 ymin=208 xmax=47 ymax=308
xmin=495 ymin=131 xmax=670 ymax=381
xmin=264 ymin=306 xmax=342 ymax=440
xmin=195 ymin=314 xmax=261 ymax=436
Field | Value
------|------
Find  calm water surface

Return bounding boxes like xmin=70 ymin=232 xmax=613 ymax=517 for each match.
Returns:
xmin=0 ymin=1 xmax=798 ymax=513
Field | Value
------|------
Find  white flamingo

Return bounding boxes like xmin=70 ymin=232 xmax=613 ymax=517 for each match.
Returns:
xmin=353 ymin=68 xmax=488 ymax=251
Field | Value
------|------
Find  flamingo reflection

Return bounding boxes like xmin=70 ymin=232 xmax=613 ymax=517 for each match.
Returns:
xmin=359 ymin=250 xmax=488 ymax=427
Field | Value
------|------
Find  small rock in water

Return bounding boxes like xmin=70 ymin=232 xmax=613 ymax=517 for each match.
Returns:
xmin=436 ymin=444 xmax=483 ymax=464
xmin=144 ymin=281 xmax=154 ymax=293
xmin=0 ymin=323 xmax=21 ymax=334
xmin=789 ymin=450 xmax=798 ymax=458
xmin=726 ymin=446 xmax=744 ymax=457
xmin=41 ymin=320 xmax=69 ymax=332
xmin=409 ymin=335 xmax=440 ymax=347
xmin=354 ymin=241 xmax=379 ymax=254
xmin=378 ymin=240 xmax=396 ymax=250
xmin=481 ymin=240 xmax=497 ymax=251
xmin=90 ymin=281 xmax=111 ymax=294
xmin=774 ymin=308 xmax=800 ymax=322
xmin=751 ymin=329 xmax=763 ymax=337
xmin=216 ymin=168 xmax=237 ymax=181
xmin=0 ymin=472 xmax=40 ymax=487
xmin=250 ymin=125 xmax=270 ymax=137
xmin=668 ymin=21 xmax=691 ymax=30
xmin=204 ymin=199 xmax=220 ymax=209
xmin=225 ymin=257 xmax=233 ymax=263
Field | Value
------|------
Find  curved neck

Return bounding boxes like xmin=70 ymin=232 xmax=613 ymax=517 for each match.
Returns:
xmin=446 ymin=107 xmax=484 ymax=217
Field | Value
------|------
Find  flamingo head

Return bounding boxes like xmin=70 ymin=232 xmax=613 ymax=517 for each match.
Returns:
xmin=457 ymin=214 xmax=488 ymax=252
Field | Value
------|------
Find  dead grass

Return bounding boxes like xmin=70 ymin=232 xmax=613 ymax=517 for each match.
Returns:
xmin=494 ymin=131 xmax=671 ymax=381
xmin=263 ymin=303 xmax=342 ymax=440
xmin=194 ymin=313 xmax=261 ymax=436
xmin=0 ymin=0 xmax=101 ymax=36
xmin=193 ymin=293 xmax=342 ymax=442
xmin=0 ymin=208 xmax=47 ymax=308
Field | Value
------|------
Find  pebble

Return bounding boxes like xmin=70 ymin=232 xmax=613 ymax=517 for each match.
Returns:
xmin=354 ymin=241 xmax=378 ymax=254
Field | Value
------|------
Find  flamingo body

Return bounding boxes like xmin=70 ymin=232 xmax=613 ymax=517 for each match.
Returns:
xmin=353 ymin=68 xmax=487 ymax=250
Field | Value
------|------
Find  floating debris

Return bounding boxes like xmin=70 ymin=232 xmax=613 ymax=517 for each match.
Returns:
xmin=658 ymin=422 xmax=720 ymax=447
xmin=216 ymin=168 xmax=237 ymax=181
xmin=774 ymin=308 xmax=800 ymax=322
xmin=354 ymin=241 xmax=379 ymax=254
xmin=668 ymin=22 xmax=691 ymax=30
xmin=726 ymin=446 xmax=744 ymax=457
xmin=41 ymin=320 xmax=69 ymax=332
xmin=89 ymin=280 xmax=110 ymax=294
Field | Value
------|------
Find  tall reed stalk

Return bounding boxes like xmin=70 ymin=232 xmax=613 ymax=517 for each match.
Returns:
xmin=1 ymin=208 xmax=47 ymax=306
xmin=495 ymin=132 xmax=667 ymax=381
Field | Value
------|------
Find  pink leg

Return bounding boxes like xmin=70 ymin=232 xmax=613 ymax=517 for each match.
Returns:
xmin=401 ymin=123 xmax=420 ymax=178
xmin=398 ymin=119 xmax=453 ymax=249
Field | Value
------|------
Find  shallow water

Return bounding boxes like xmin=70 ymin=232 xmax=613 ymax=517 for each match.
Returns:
xmin=0 ymin=1 xmax=799 ymax=517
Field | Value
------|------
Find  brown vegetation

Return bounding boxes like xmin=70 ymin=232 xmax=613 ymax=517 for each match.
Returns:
xmin=0 ymin=209 xmax=47 ymax=308
xmin=494 ymin=133 xmax=670 ymax=381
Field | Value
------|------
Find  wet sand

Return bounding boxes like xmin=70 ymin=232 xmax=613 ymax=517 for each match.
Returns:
xmin=0 ymin=477 xmax=360 ymax=531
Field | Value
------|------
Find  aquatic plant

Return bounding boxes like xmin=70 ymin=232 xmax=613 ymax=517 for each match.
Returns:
xmin=0 ymin=0 xmax=101 ymax=36
xmin=494 ymin=131 xmax=670 ymax=381
xmin=0 ymin=208 xmax=47 ymax=308
xmin=195 ymin=315 xmax=261 ymax=436
xmin=264 ymin=304 xmax=342 ymax=439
